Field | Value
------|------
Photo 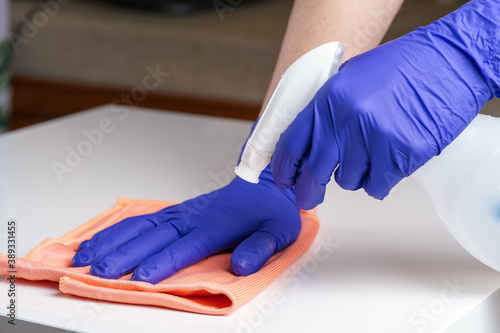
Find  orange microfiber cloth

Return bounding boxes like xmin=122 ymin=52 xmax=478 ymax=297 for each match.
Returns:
xmin=0 ymin=198 xmax=320 ymax=315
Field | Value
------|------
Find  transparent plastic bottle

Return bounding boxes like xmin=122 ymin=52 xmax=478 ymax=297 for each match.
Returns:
xmin=412 ymin=114 xmax=500 ymax=271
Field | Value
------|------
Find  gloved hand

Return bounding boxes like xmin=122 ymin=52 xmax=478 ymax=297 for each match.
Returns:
xmin=272 ymin=0 xmax=500 ymax=209
xmin=72 ymin=165 xmax=301 ymax=284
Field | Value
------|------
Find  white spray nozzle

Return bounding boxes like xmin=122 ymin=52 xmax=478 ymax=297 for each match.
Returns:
xmin=235 ymin=42 xmax=345 ymax=183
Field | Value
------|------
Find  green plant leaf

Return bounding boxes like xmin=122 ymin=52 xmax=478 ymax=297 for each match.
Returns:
xmin=0 ymin=38 xmax=12 ymax=77
xmin=0 ymin=105 xmax=8 ymax=131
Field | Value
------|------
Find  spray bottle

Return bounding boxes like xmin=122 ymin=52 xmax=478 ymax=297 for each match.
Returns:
xmin=235 ymin=42 xmax=345 ymax=183
xmin=236 ymin=42 xmax=500 ymax=272
xmin=411 ymin=114 xmax=500 ymax=271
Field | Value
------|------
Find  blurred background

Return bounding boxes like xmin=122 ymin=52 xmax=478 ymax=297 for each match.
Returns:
xmin=3 ymin=0 xmax=500 ymax=131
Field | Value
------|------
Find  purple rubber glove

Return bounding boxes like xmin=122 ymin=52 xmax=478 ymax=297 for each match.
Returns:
xmin=272 ymin=0 xmax=500 ymax=209
xmin=72 ymin=163 xmax=301 ymax=284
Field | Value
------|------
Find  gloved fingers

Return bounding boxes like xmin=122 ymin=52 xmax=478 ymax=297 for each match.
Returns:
xmin=271 ymin=105 xmax=314 ymax=189
xmin=72 ymin=214 xmax=164 ymax=267
xmin=362 ymin=134 xmax=415 ymax=200
xmin=231 ymin=231 xmax=279 ymax=276
xmin=293 ymin=166 xmax=326 ymax=210
xmin=293 ymin=134 xmax=340 ymax=210
xmin=77 ymin=239 xmax=92 ymax=251
xmin=76 ymin=221 xmax=126 ymax=252
xmin=88 ymin=223 xmax=182 ymax=279
xmin=131 ymin=230 xmax=216 ymax=284
xmin=231 ymin=213 xmax=301 ymax=276
xmin=334 ymin=134 xmax=369 ymax=191
xmin=362 ymin=158 xmax=402 ymax=200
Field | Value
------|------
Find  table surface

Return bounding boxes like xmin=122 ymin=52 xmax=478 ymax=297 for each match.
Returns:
xmin=0 ymin=105 xmax=499 ymax=333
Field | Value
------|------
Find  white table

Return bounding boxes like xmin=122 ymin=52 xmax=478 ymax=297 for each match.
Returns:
xmin=1 ymin=105 xmax=499 ymax=333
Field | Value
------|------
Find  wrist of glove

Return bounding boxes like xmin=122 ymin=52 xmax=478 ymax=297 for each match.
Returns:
xmin=72 ymin=123 xmax=301 ymax=284
xmin=272 ymin=0 xmax=500 ymax=209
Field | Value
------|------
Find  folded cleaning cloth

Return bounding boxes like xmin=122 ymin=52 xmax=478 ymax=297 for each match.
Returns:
xmin=0 ymin=198 xmax=320 ymax=315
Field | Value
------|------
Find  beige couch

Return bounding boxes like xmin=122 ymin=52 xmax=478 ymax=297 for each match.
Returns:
xmin=9 ymin=0 xmax=499 ymax=121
